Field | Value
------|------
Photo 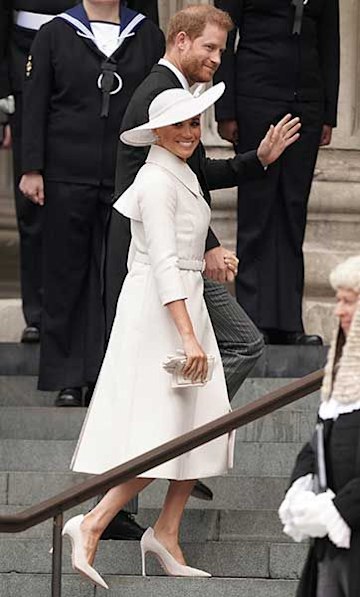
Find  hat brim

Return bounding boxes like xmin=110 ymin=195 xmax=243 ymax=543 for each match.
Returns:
xmin=120 ymin=82 xmax=225 ymax=147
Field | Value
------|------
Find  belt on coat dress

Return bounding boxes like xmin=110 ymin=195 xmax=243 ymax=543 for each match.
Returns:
xmin=134 ymin=252 xmax=205 ymax=272
xmin=13 ymin=10 xmax=55 ymax=31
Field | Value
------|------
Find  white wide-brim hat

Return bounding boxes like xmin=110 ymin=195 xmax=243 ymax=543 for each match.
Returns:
xmin=120 ymin=81 xmax=225 ymax=147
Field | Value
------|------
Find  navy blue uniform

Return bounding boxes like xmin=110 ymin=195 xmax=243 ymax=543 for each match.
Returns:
xmin=21 ymin=4 xmax=164 ymax=389
xmin=0 ymin=0 xmax=159 ymax=330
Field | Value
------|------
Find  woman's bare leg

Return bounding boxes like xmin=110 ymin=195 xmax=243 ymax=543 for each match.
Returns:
xmin=80 ymin=477 xmax=153 ymax=565
xmin=153 ymin=479 xmax=196 ymax=565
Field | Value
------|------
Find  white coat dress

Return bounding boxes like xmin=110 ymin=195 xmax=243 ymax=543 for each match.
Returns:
xmin=71 ymin=144 xmax=234 ymax=479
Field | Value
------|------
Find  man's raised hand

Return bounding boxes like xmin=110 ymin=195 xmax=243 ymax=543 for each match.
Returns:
xmin=257 ymin=114 xmax=301 ymax=167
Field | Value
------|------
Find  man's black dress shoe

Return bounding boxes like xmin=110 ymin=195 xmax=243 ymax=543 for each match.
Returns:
xmin=280 ymin=332 xmax=323 ymax=346
xmin=21 ymin=325 xmax=40 ymax=343
xmin=101 ymin=510 xmax=145 ymax=541
xmin=262 ymin=329 xmax=323 ymax=346
xmin=55 ymin=387 xmax=82 ymax=407
xmin=191 ymin=480 xmax=213 ymax=501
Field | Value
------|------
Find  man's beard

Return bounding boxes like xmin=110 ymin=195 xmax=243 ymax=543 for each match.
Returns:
xmin=182 ymin=56 xmax=216 ymax=84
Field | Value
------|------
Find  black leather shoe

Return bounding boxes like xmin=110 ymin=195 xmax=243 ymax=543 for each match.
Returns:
xmin=55 ymin=387 xmax=82 ymax=407
xmin=21 ymin=325 xmax=40 ymax=343
xmin=281 ymin=332 xmax=323 ymax=346
xmin=101 ymin=510 xmax=145 ymax=541
xmin=191 ymin=480 xmax=213 ymax=501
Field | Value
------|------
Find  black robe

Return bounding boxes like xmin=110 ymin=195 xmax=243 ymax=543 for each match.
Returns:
xmin=214 ymin=0 xmax=340 ymax=334
xmin=290 ymin=411 xmax=360 ymax=597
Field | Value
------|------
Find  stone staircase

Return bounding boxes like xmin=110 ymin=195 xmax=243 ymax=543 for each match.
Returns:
xmin=0 ymin=345 xmax=326 ymax=596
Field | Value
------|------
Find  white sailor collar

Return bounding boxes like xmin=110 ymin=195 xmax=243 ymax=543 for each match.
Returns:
xmin=57 ymin=3 xmax=146 ymax=52
xmin=145 ymin=145 xmax=202 ymax=198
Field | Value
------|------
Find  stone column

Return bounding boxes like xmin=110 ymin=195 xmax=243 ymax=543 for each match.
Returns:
xmin=303 ymin=0 xmax=360 ymax=340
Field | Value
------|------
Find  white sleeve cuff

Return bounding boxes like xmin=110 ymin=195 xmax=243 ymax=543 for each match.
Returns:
xmin=321 ymin=498 xmax=351 ymax=549
xmin=279 ymin=474 xmax=314 ymax=525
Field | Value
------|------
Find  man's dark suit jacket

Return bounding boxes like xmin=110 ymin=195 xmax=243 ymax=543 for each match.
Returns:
xmin=105 ymin=63 xmax=264 ymax=333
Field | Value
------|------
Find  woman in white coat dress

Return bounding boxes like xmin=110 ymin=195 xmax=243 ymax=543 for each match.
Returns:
xmin=63 ymin=82 xmax=301 ymax=589
xmin=62 ymin=83 xmax=234 ymax=589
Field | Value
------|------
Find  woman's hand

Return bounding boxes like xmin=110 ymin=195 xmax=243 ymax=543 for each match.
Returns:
xmin=19 ymin=172 xmax=45 ymax=205
xmin=181 ymin=333 xmax=208 ymax=383
xmin=165 ymin=300 xmax=208 ymax=383
xmin=204 ymin=246 xmax=238 ymax=283
xmin=1 ymin=124 xmax=11 ymax=149
xmin=224 ymin=251 xmax=239 ymax=283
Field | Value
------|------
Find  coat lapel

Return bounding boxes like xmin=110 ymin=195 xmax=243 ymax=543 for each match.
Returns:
xmin=146 ymin=146 xmax=202 ymax=198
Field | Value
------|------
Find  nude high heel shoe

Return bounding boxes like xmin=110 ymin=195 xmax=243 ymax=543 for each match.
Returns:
xmin=140 ymin=527 xmax=211 ymax=578
xmin=62 ymin=514 xmax=109 ymax=590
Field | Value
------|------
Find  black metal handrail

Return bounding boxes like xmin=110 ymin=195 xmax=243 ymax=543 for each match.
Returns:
xmin=0 ymin=368 xmax=323 ymax=595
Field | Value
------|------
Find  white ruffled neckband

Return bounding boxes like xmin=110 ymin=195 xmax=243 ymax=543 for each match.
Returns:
xmin=319 ymin=396 xmax=360 ymax=421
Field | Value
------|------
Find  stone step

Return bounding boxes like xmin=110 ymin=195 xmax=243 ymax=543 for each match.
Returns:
xmin=0 ymin=574 xmax=298 ymax=597
xmin=0 ymin=375 xmax=56 ymax=406
xmin=0 ymin=340 xmax=328 ymax=377
xmin=0 ymin=537 xmax=307 ymax=579
xmin=0 ymin=473 xmax=288 ymax=510
xmin=0 ymin=506 xmax=287 ymax=542
xmin=303 ymin=297 xmax=336 ymax=344
xmin=0 ymin=375 xmax=321 ymax=410
xmin=0 ymin=406 xmax=317 ymax=442
xmin=304 ymin=240 xmax=360 ymax=297
xmin=0 ymin=439 xmax=304 ymax=476
xmin=305 ymin=211 xmax=360 ymax=244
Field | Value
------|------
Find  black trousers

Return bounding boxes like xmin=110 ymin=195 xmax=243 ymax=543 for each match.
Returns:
xmin=104 ymin=210 xmax=131 ymax=340
xmin=235 ymin=96 xmax=323 ymax=332
xmin=38 ymin=182 xmax=111 ymax=391
xmin=9 ymin=93 xmax=43 ymax=327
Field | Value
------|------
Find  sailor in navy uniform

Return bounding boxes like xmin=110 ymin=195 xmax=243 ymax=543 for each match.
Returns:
xmin=0 ymin=0 xmax=159 ymax=343
xmin=19 ymin=2 xmax=165 ymax=407
xmin=1 ymin=1 xmax=76 ymax=343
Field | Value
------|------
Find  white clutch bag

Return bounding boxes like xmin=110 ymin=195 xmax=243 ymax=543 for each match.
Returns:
xmin=162 ymin=350 xmax=215 ymax=388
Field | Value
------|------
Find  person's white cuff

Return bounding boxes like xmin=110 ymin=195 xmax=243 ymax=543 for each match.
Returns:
xmin=321 ymin=498 xmax=351 ymax=549
xmin=283 ymin=522 xmax=309 ymax=543
xmin=278 ymin=474 xmax=313 ymax=526
xmin=291 ymin=490 xmax=329 ymax=538
xmin=0 ymin=96 xmax=15 ymax=115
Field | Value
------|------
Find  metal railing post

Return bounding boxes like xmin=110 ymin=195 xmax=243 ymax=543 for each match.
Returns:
xmin=51 ymin=512 xmax=63 ymax=597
